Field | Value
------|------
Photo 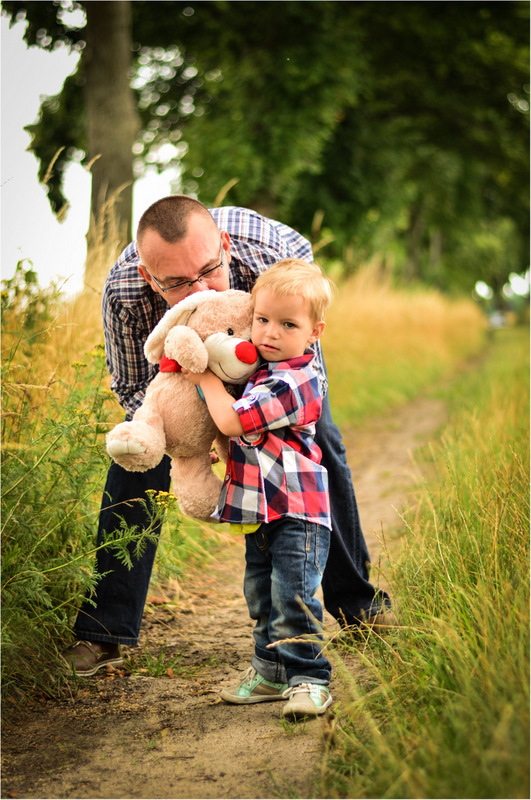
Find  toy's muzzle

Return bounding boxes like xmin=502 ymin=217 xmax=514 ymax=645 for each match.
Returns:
xmin=235 ymin=341 xmax=259 ymax=365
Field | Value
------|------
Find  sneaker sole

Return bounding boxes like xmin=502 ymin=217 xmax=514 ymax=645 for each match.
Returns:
xmin=220 ymin=688 xmax=286 ymax=704
xmin=66 ymin=656 xmax=124 ymax=677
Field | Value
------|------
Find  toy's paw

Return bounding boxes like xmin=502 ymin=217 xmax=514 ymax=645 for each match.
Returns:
xmin=107 ymin=439 xmax=147 ymax=458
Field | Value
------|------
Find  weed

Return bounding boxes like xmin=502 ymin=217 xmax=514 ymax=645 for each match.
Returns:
xmin=1 ymin=275 xmax=166 ymax=703
xmin=128 ymin=649 xmax=186 ymax=677
xmin=128 ymin=648 xmax=220 ymax=678
xmin=277 ymin=714 xmax=309 ymax=736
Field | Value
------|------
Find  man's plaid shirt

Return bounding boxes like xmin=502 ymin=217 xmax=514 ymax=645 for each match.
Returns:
xmin=212 ymin=353 xmax=331 ymax=529
xmin=102 ymin=206 xmax=327 ymax=418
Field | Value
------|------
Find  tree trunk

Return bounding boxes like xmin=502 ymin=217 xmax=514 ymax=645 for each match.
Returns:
xmin=404 ymin=202 xmax=424 ymax=282
xmin=82 ymin=1 xmax=140 ymax=287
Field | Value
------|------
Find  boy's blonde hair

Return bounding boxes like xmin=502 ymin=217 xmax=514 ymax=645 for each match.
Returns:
xmin=251 ymin=259 xmax=334 ymax=323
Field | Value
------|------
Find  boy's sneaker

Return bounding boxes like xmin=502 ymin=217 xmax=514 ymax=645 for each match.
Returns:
xmin=282 ymin=683 xmax=332 ymax=719
xmin=221 ymin=666 xmax=288 ymax=704
xmin=63 ymin=640 xmax=123 ymax=676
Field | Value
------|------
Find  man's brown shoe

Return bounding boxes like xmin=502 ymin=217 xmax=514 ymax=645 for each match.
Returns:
xmin=63 ymin=640 xmax=123 ymax=676
xmin=361 ymin=609 xmax=398 ymax=632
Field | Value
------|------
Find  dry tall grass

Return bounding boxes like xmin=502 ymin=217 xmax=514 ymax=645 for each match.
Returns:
xmin=322 ymin=264 xmax=488 ymax=426
xmin=3 ymin=258 xmax=488 ymax=436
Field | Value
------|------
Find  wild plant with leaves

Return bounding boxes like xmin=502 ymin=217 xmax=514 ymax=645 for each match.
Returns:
xmin=1 ymin=266 xmax=165 ymax=701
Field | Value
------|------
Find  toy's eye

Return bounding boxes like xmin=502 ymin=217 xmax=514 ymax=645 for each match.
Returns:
xmin=227 ymin=328 xmax=234 ymax=336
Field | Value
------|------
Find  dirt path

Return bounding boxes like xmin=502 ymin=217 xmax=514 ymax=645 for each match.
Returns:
xmin=1 ymin=396 xmax=447 ymax=800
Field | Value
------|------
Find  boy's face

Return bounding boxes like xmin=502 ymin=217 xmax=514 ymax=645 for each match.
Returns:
xmin=251 ymin=288 xmax=325 ymax=363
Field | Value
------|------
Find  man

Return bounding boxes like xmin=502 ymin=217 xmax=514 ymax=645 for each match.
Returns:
xmin=65 ymin=196 xmax=395 ymax=677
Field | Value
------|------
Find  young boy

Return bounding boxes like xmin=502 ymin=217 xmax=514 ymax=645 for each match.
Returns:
xmin=182 ymin=258 xmax=334 ymax=718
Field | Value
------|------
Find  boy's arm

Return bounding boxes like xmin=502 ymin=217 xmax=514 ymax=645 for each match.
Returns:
xmin=181 ymin=368 xmax=244 ymax=437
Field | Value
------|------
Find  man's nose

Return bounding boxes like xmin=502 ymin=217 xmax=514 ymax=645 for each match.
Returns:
xmin=170 ymin=281 xmax=212 ymax=306
xmin=189 ymin=279 xmax=211 ymax=293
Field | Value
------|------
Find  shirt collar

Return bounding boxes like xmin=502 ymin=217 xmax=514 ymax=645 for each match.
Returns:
xmin=257 ymin=351 xmax=315 ymax=374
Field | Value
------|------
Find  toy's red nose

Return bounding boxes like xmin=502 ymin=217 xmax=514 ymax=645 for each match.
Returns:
xmin=235 ymin=341 xmax=258 ymax=365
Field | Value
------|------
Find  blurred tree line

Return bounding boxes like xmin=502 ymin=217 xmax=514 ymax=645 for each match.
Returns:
xmin=2 ymin=0 xmax=529 ymax=297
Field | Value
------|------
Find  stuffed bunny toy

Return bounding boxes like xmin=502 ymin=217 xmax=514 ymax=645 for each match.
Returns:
xmin=106 ymin=289 xmax=260 ymax=521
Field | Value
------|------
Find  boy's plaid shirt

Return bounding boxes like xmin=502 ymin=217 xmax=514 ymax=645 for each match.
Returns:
xmin=102 ymin=206 xmax=327 ymax=418
xmin=212 ymin=353 xmax=332 ymax=530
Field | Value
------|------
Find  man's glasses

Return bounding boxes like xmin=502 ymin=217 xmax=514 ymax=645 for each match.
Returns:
xmin=143 ymin=239 xmax=224 ymax=294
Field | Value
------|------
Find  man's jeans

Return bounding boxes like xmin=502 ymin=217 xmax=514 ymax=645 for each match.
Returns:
xmin=73 ymin=392 xmax=390 ymax=646
xmin=74 ymin=455 xmax=171 ymax=645
xmin=245 ymin=519 xmax=331 ymax=687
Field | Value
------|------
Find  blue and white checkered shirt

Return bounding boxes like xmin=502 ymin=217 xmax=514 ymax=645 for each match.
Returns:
xmin=102 ymin=205 xmax=327 ymax=418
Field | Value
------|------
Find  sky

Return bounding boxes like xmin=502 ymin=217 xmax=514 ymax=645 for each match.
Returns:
xmin=1 ymin=14 xmax=173 ymax=296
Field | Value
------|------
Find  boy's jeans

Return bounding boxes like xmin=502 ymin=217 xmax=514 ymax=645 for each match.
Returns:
xmin=73 ymin=391 xmax=390 ymax=646
xmin=245 ymin=519 xmax=331 ymax=687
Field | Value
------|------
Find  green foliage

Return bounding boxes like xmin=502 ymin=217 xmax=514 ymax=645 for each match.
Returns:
xmin=445 ymin=216 xmax=526 ymax=296
xmin=1 ymin=260 xmax=61 ymax=343
xmin=323 ymin=327 xmax=530 ymax=799
xmin=2 ymin=0 xmax=86 ymax=50
xmin=0 ymin=274 xmax=166 ymax=702
xmin=24 ymin=74 xmax=87 ymax=216
xmin=174 ymin=1 xmax=362 ymax=215
xmin=288 ymin=2 xmax=529 ymax=284
xmin=2 ymin=1 xmax=528 ymax=295
xmin=2 ymin=349 xmax=106 ymax=700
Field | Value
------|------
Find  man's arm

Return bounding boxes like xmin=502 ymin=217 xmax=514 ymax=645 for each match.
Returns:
xmin=102 ymin=250 xmax=168 ymax=419
xmin=102 ymin=291 xmax=155 ymax=418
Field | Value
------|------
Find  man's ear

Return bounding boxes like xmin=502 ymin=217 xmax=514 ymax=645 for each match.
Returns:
xmin=220 ymin=230 xmax=231 ymax=260
xmin=308 ymin=320 xmax=325 ymax=345
xmin=138 ymin=264 xmax=150 ymax=283
xmin=139 ymin=264 xmax=160 ymax=295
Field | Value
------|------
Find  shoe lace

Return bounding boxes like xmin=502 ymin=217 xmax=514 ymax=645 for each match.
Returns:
xmin=241 ymin=666 xmax=257 ymax=686
xmin=283 ymin=682 xmax=314 ymax=699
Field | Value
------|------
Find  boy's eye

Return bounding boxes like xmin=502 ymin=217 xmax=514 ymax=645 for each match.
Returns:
xmin=284 ymin=321 xmax=296 ymax=329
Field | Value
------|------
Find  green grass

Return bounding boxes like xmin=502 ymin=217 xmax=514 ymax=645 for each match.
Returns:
xmin=321 ymin=326 xmax=529 ymax=799
xmin=126 ymin=647 xmax=220 ymax=678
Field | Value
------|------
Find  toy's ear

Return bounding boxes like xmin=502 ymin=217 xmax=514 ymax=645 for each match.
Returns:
xmin=144 ymin=290 xmax=219 ymax=364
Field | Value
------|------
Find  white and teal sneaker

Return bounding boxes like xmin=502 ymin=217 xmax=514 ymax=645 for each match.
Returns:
xmin=221 ymin=666 xmax=289 ymax=704
xmin=282 ymin=683 xmax=332 ymax=719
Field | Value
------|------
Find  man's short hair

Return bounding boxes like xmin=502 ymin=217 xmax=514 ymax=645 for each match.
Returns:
xmin=137 ymin=195 xmax=215 ymax=244
xmin=252 ymin=258 xmax=334 ymax=323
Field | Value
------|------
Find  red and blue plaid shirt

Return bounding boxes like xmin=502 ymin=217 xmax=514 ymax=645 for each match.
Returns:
xmin=102 ymin=206 xmax=327 ymax=418
xmin=212 ymin=353 xmax=331 ymax=530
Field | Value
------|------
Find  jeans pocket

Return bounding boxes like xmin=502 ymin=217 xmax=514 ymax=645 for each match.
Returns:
xmin=307 ymin=523 xmax=330 ymax=576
